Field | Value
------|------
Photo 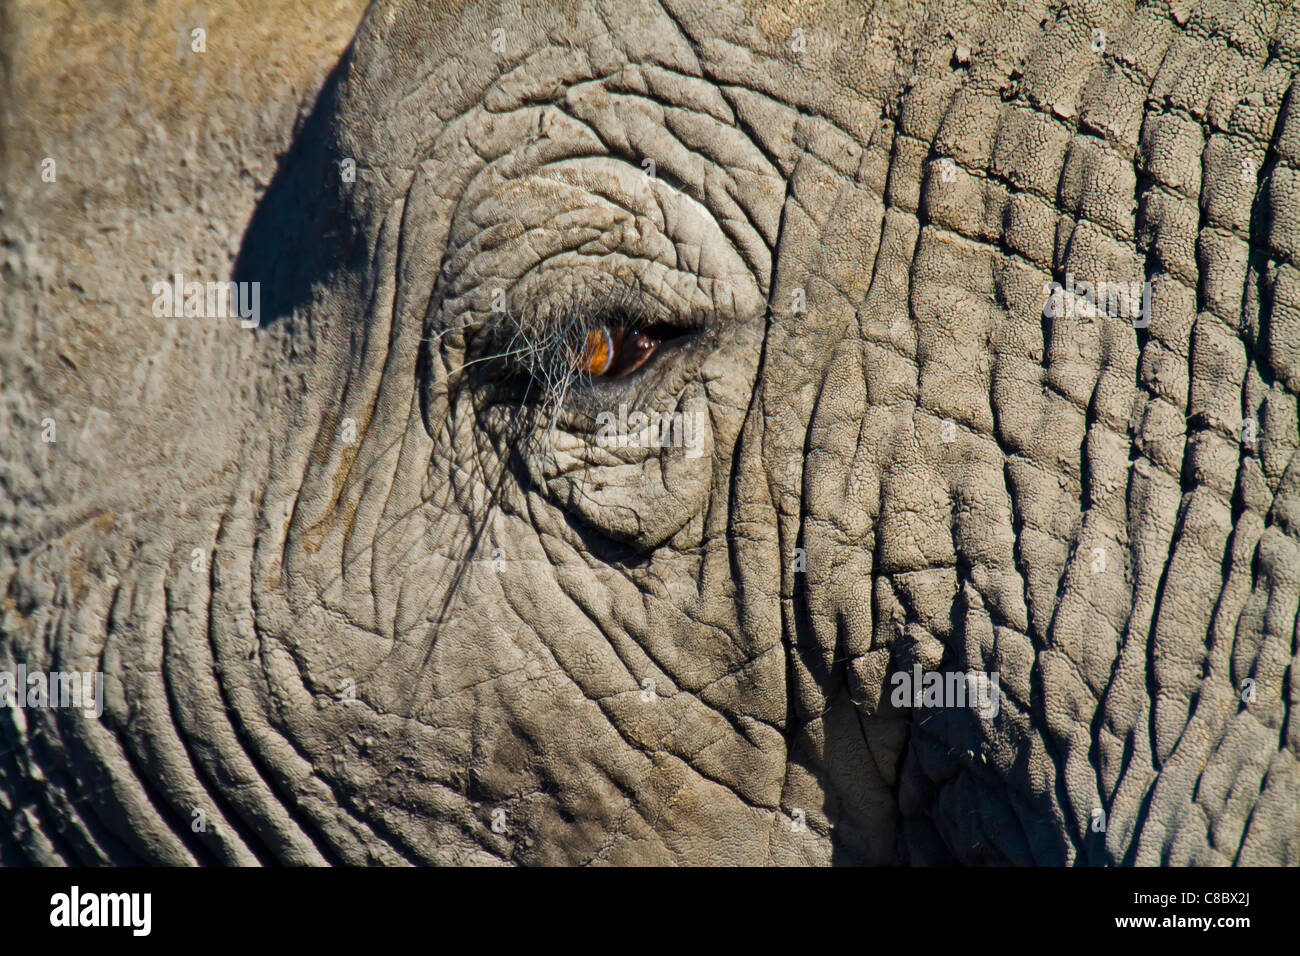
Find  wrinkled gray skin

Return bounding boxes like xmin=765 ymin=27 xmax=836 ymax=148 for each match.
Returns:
xmin=3 ymin=0 xmax=1300 ymax=865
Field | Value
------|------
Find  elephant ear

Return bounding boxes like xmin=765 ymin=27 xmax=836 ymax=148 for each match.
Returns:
xmin=0 ymin=2 xmax=367 ymax=865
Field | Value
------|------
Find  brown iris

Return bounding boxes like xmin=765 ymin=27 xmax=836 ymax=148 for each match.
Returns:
xmin=573 ymin=326 xmax=659 ymax=378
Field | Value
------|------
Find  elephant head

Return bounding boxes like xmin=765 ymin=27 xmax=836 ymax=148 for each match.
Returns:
xmin=2 ymin=0 xmax=1298 ymax=866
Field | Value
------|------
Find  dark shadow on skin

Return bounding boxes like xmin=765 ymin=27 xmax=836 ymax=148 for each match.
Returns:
xmin=232 ymin=46 xmax=365 ymax=328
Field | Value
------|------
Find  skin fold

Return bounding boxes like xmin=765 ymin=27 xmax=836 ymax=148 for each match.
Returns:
xmin=1 ymin=0 xmax=1298 ymax=865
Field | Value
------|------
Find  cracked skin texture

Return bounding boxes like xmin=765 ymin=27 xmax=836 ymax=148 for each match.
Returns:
xmin=1 ymin=0 xmax=1299 ymax=865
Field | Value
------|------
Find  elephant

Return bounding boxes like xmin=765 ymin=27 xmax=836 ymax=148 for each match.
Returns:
xmin=2 ymin=0 xmax=1298 ymax=866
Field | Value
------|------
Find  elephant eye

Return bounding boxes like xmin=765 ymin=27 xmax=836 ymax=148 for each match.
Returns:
xmin=462 ymin=292 xmax=702 ymax=405
xmin=572 ymin=326 xmax=660 ymax=378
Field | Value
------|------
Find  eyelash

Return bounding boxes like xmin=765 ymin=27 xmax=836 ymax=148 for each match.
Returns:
xmin=471 ymin=293 xmax=659 ymax=399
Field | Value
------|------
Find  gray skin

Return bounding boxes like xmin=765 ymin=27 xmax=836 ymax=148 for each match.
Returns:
xmin=2 ymin=0 xmax=1299 ymax=865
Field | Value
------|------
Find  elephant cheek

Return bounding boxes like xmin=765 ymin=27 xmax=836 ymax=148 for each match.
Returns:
xmin=522 ymin=393 xmax=716 ymax=548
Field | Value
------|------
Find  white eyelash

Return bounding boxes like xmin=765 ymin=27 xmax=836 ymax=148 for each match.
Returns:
xmin=475 ymin=286 xmax=651 ymax=401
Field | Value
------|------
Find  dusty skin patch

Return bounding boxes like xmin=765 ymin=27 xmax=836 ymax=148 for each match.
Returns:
xmin=2 ymin=0 xmax=367 ymax=147
xmin=0 ymin=0 xmax=370 ymax=555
